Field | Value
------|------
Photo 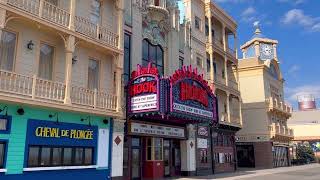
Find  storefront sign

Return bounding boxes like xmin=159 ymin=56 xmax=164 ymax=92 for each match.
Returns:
xmin=128 ymin=63 xmax=160 ymax=113
xmin=130 ymin=122 xmax=185 ymax=138
xmin=170 ymin=66 xmax=217 ymax=122
xmin=198 ymin=126 xmax=209 ymax=136
xmin=197 ymin=138 xmax=208 ymax=149
xmin=27 ymin=119 xmax=98 ymax=147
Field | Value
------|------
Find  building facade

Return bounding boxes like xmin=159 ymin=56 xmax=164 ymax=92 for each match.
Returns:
xmin=122 ymin=0 xmax=242 ymax=179
xmin=0 ymin=0 xmax=125 ymax=179
xmin=288 ymin=98 xmax=320 ymax=159
xmin=236 ymin=24 xmax=294 ymax=169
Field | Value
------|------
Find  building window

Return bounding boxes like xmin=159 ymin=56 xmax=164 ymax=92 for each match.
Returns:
xmin=88 ymin=59 xmax=100 ymax=90
xmin=0 ymin=142 xmax=5 ymax=168
xmin=38 ymin=43 xmax=54 ymax=80
xmin=142 ymin=39 xmax=164 ymax=75
xmin=195 ymin=16 xmax=201 ymax=30
xmin=200 ymin=149 xmax=208 ymax=164
xmin=205 ymin=17 xmax=209 ymax=36
xmin=146 ymin=137 xmax=163 ymax=161
xmin=27 ymin=146 xmax=94 ymax=167
xmin=0 ymin=30 xmax=16 ymax=71
xmin=179 ymin=57 xmax=184 ymax=69
xmin=0 ymin=116 xmax=11 ymax=134
xmin=90 ymin=0 xmax=101 ymax=24
xmin=213 ymin=153 xmax=219 ymax=163
xmin=123 ymin=33 xmax=131 ymax=84
xmin=196 ymin=57 xmax=202 ymax=68
xmin=206 ymin=53 xmax=211 ymax=73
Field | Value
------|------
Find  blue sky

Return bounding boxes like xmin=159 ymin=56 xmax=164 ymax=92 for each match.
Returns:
xmin=179 ymin=0 xmax=320 ymax=109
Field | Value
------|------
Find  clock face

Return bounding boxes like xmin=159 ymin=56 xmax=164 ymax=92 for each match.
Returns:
xmin=260 ymin=43 xmax=274 ymax=60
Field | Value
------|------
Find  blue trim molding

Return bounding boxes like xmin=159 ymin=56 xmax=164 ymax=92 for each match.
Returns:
xmin=0 ymin=115 xmax=12 ymax=134
xmin=0 ymin=139 xmax=8 ymax=170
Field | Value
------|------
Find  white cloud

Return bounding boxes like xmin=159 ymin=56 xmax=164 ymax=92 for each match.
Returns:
xmin=288 ymin=65 xmax=300 ymax=74
xmin=241 ymin=7 xmax=258 ymax=23
xmin=278 ymin=0 xmax=306 ymax=5
xmin=285 ymin=85 xmax=320 ymax=102
xmin=281 ymin=9 xmax=320 ymax=32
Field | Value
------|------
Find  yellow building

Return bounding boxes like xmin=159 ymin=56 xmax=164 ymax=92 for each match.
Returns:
xmin=0 ymin=0 xmax=125 ymax=179
xmin=288 ymin=109 xmax=320 ymax=158
xmin=235 ymin=24 xmax=293 ymax=169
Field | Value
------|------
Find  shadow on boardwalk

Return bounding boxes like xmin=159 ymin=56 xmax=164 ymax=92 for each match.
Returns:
xmin=164 ymin=163 xmax=320 ymax=180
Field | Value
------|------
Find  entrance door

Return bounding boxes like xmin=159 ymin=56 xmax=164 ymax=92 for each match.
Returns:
xmin=164 ymin=140 xmax=171 ymax=176
xmin=237 ymin=145 xmax=255 ymax=168
xmin=131 ymin=138 xmax=141 ymax=180
xmin=171 ymin=140 xmax=181 ymax=176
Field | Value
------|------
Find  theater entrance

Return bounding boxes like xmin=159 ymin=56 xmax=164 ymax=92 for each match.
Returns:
xmin=123 ymin=137 xmax=182 ymax=179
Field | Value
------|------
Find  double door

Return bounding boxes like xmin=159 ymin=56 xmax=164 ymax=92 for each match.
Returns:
xmin=124 ymin=137 xmax=181 ymax=179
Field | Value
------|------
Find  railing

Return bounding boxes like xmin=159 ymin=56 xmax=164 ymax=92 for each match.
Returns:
xmin=230 ymin=115 xmax=240 ymax=124
xmin=214 ymin=73 xmax=226 ymax=85
xmin=96 ymin=91 xmax=117 ymax=110
xmin=227 ymin=47 xmax=236 ymax=57
xmin=7 ymin=0 xmax=40 ymax=15
xmin=0 ymin=70 xmax=33 ymax=97
xmin=35 ymin=77 xmax=65 ymax=102
xmin=267 ymin=97 xmax=292 ymax=114
xmin=220 ymin=112 xmax=228 ymax=122
xmin=71 ymin=86 xmax=95 ymax=107
xmin=0 ymin=70 xmax=118 ymax=112
xmin=41 ymin=0 xmax=70 ymax=27
xmin=228 ymin=80 xmax=238 ymax=90
xmin=213 ymin=36 xmax=224 ymax=50
xmin=2 ymin=0 xmax=119 ymax=48
xmin=75 ymin=16 xmax=97 ymax=39
xmin=99 ymin=25 xmax=119 ymax=48
xmin=71 ymin=86 xmax=117 ymax=111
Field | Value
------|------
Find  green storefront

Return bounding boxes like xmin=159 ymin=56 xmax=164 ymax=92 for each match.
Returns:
xmin=0 ymin=103 xmax=113 ymax=180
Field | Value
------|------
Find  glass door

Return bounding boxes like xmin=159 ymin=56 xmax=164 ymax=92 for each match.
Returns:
xmin=172 ymin=140 xmax=181 ymax=176
xmin=131 ymin=138 xmax=141 ymax=180
xmin=164 ymin=140 xmax=170 ymax=176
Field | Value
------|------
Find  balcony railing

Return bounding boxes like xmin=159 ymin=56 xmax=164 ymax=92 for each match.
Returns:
xmin=1 ymin=0 xmax=119 ymax=48
xmin=213 ymin=36 xmax=224 ymax=50
xmin=270 ymin=123 xmax=294 ymax=138
xmin=228 ymin=80 xmax=238 ymax=91
xmin=0 ymin=70 xmax=118 ymax=112
xmin=227 ymin=47 xmax=236 ymax=58
xmin=214 ymin=73 xmax=226 ymax=86
xmin=267 ymin=97 xmax=292 ymax=115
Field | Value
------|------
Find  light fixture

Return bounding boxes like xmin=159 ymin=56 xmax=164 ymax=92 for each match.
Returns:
xmin=81 ymin=116 xmax=91 ymax=126
xmin=17 ymin=108 xmax=25 ymax=115
xmin=49 ymin=113 xmax=59 ymax=123
xmin=72 ymin=55 xmax=78 ymax=65
xmin=27 ymin=40 xmax=34 ymax=50
xmin=102 ymin=118 xmax=109 ymax=124
xmin=0 ymin=106 xmax=8 ymax=116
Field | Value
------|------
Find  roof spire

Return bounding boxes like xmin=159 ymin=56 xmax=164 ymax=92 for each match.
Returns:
xmin=253 ymin=21 xmax=261 ymax=35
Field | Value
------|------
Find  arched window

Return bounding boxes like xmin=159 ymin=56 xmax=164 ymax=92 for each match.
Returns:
xmin=142 ymin=39 xmax=164 ymax=75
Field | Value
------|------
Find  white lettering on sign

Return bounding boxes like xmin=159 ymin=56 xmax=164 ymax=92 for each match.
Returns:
xmin=131 ymin=94 xmax=157 ymax=111
xmin=197 ymin=138 xmax=208 ymax=149
xmin=130 ymin=122 xmax=185 ymax=138
xmin=173 ymin=103 xmax=213 ymax=118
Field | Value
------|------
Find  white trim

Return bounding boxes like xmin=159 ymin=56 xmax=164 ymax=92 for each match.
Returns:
xmin=23 ymin=165 xmax=97 ymax=172
xmin=0 ymin=169 xmax=7 ymax=173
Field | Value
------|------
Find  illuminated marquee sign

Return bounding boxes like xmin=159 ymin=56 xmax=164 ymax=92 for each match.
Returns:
xmin=170 ymin=66 xmax=217 ymax=123
xmin=27 ymin=119 xmax=97 ymax=147
xmin=128 ymin=63 xmax=160 ymax=113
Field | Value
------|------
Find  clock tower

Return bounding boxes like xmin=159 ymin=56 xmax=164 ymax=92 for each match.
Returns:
xmin=241 ymin=22 xmax=278 ymax=61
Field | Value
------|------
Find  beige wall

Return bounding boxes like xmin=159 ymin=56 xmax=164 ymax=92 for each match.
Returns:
xmin=5 ymin=16 xmax=115 ymax=93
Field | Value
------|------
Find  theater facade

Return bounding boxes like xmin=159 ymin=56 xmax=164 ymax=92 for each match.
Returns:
xmin=123 ymin=64 xmax=218 ymax=179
